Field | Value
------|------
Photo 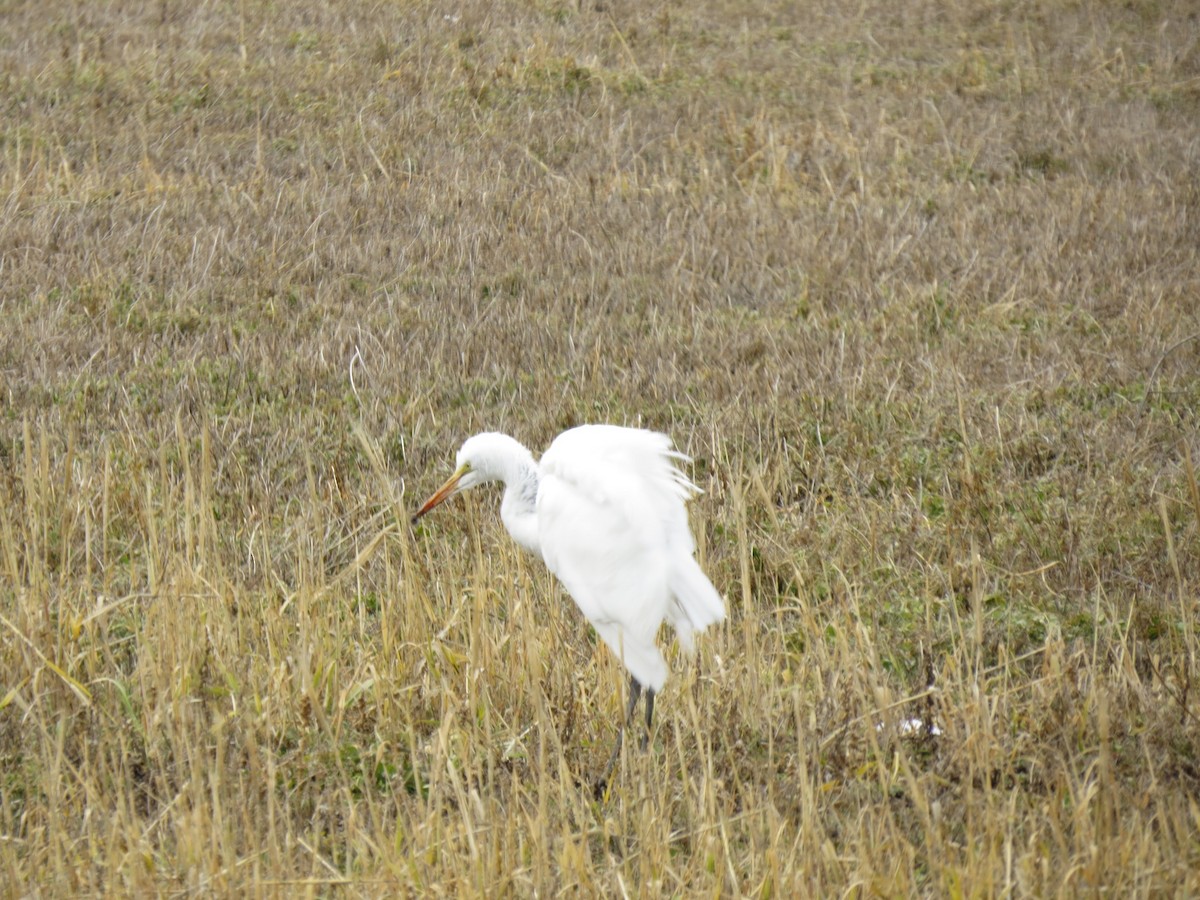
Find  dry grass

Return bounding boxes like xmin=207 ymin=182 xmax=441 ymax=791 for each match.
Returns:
xmin=2 ymin=0 xmax=1200 ymax=894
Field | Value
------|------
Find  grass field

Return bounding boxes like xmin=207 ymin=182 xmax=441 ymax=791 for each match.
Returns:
xmin=2 ymin=0 xmax=1199 ymax=894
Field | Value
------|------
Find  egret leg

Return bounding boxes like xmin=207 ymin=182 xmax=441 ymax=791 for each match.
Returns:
xmin=594 ymin=675 xmax=644 ymax=799
xmin=641 ymin=689 xmax=656 ymax=750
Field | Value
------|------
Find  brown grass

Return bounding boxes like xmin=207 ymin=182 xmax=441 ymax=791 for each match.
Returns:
xmin=2 ymin=0 xmax=1199 ymax=894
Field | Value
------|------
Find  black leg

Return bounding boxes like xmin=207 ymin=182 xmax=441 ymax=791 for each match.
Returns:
xmin=624 ymin=675 xmax=643 ymax=725
xmin=595 ymin=675 xmax=645 ymax=799
xmin=641 ymin=689 xmax=655 ymax=750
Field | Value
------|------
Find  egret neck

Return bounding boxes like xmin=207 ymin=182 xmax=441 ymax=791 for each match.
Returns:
xmin=498 ymin=452 xmax=540 ymax=557
xmin=464 ymin=432 xmax=541 ymax=557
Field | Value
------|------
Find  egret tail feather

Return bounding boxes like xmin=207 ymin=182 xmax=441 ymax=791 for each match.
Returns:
xmin=668 ymin=555 xmax=726 ymax=653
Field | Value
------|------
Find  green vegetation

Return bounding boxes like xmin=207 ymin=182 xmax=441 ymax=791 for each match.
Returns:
xmin=2 ymin=0 xmax=1198 ymax=893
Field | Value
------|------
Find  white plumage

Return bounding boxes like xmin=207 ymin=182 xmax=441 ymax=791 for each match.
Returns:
xmin=537 ymin=426 xmax=724 ymax=690
xmin=412 ymin=424 xmax=726 ymax=791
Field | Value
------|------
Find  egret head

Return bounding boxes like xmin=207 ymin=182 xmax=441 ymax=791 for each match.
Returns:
xmin=411 ymin=432 xmax=522 ymax=522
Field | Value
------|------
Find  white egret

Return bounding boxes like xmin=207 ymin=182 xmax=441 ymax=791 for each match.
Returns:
xmin=412 ymin=424 xmax=726 ymax=794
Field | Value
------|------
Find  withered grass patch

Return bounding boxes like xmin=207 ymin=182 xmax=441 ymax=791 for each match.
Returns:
xmin=2 ymin=0 xmax=1199 ymax=894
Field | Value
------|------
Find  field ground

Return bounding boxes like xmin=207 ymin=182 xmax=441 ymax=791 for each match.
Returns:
xmin=2 ymin=0 xmax=1200 ymax=894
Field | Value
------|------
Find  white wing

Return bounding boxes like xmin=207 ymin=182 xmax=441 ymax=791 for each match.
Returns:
xmin=537 ymin=426 xmax=725 ymax=691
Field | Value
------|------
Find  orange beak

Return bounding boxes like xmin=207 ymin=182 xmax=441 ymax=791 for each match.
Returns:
xmin=411 ymin=465 xmax=467 ymax=523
